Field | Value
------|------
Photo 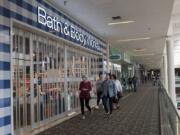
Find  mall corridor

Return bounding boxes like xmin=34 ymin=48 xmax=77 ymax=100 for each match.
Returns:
xmin=38 ymin=84 xmax=159 ymax=135
xmin=1 ymin=0 xmax=180 ymax=135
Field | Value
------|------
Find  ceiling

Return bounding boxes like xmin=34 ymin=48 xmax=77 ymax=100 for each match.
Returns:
xmin=172 ymin=0 xmax=180 ymax=35
xmin=49 ymin=0 xmax=174 ymax=69
xmin=171 ymin=0 xmax=180 ymax=67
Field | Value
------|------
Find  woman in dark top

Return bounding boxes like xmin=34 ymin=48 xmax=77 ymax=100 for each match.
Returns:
xmin=79 ymin=75 xmax=92 ymax=119
xmin=132 ymin=76 xmax=138 ymax=92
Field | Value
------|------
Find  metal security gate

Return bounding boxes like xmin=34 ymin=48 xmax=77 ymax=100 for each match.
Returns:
xmin=12 ymin=28 xmax=32 ymax=134
xmin=12 ymin=27 xmax=66 ymax=135
xmin=12 ymin=25 xmax=99 ymax=135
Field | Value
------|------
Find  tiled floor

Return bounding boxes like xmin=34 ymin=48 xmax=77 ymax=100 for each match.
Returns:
xmin=38 ymin=83 xmax=159 ymax=135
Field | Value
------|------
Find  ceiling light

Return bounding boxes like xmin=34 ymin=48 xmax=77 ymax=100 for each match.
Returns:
xmin=133 ymin=53 xmax=154 ymax=57
xmin=145 ymin=57 xmax=152 ymax=58
xmin=108 ymin=21 xmax=135 ymax=26
xmin=117 ymin=37 xmax=151 ymax=42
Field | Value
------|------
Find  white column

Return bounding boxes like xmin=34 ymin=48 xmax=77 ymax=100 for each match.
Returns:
xmin=166 ymin=37 xmax=176 ymax=106
xmin=107 ymin=43 xmax=110 ymax=73
xmin=164 ymin=47 xmax=169 ymax=91
xmin=160 ymin=54 xmax=166 ymax=89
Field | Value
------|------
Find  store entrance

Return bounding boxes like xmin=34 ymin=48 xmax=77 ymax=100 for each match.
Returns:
xmin=12 ymin=27 xmax=66 ymax=134
xmin=12 ymin=25 xmax=99 ymax=134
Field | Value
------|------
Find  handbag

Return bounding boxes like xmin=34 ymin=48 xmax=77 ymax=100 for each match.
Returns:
xmin=117 ymin=91 xmax=123 ymax=98
xmin=113 ymin=96 xmax=118 ymax=103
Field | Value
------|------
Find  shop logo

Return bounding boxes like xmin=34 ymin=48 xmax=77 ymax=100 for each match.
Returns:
xmin=109 ymin=55 xmax=121 ymax=61
xmin=37 ymin=6 xmax=101 ymax=52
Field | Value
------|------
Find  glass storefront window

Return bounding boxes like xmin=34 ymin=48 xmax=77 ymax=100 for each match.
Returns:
xmin=12 ymin=26 xmax=100 ymax=133
xmin=25 ymin=38 xmax=30 ymax=55
xmin=12 ymin=28 xmax=32 ymax=132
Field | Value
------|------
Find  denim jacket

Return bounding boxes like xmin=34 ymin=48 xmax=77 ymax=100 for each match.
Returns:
xmin=102 ymin=80 xmax=116 ymax=98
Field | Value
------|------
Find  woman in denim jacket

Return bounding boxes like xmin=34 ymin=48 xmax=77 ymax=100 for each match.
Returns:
xmin=101 ymin=73 xmax=117 ymax=115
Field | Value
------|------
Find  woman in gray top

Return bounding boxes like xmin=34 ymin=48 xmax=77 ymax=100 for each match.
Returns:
xmin=95 ymin=72 xmax=104 ymax=109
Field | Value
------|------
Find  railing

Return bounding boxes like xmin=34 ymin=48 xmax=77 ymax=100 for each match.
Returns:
xmin=159 ymin=85 xmax=180 ymax=135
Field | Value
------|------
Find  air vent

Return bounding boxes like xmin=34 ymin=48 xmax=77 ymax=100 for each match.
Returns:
xmin=112 ymin=16 xmax=121 ymax=20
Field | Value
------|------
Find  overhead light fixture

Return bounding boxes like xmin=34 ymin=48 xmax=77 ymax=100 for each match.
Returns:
xmin=145 ymin=57 xmax=152 ymax=58
xmin=108 ymin=21 xmax=135 ymax=26
xmin=117 ymin=37 xmax=151 ymax=42
xmin=133 ymin=53 xmax=154 ymax=57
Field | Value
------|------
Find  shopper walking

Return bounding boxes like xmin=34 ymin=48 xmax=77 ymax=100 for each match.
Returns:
xmin=102 ymin=73 xmax=116 ymax=115
xmin=112 ymin=74 xmax=123 ymax=109
xmin=128 ymin=77 xmax=133 ymax=92
xmin=132 ymin=75 xmax=138 ymax=92
xmin=95 ymin=72 xmax=104 ymax=109
xmin=79 ymin=75 xmax=92 ymax=119
xmin=152 ymin=75 xmax=156 ymax=86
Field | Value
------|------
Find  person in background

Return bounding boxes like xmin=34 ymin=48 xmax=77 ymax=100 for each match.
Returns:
xmin=101 ymin=73 xmax=116 ymax=116
xmin=79 ymin=75 xmax=92 ymax=119
xmin=121 ymin=76 xmax=126 ymax=89
xmin=132 ymin=75 xmax=138 ymax=92
xmin=95 ymin=72 xmax=104 ymax=109
xmin=128 ymin=77 xmax=133 ymax=92
xmin=152 ymin=75 xmax=156 ymax=86
xmin=157 ymin=74 xmax=160 ymax=86
xmin=112 ymin=74 xmax=123 ymax=109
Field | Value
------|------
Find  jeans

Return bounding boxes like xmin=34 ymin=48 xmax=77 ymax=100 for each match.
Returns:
xmin=97 ymin=91 xmax=102 ymax=106
xmin=102 ymin=96 xmax=113 ymax=114
xmin=80 ymin=97 xmax=91 ymax=115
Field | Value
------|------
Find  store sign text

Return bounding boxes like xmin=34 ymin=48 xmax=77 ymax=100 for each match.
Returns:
xmin=37 ymin=6 xmax=101 ymax=51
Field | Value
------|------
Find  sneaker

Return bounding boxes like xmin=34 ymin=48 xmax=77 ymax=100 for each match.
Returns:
xmin=105 ymin=112 xmax=110 ymax=117
xmin=113 ymin=106 xmax=117 ymax=110
xmin=95 ymin=106 xmax=99 ymax=109
xmin=82 ymin=115 xmax=85 ymax=120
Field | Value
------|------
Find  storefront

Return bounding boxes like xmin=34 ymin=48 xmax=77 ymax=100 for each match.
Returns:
xmin=0 ymin=0 xmax=107 ymax=135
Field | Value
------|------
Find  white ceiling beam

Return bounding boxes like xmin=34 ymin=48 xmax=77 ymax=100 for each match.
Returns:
xmin=171 ymin=14 xmax=180 ymax=23
xmin=174 ymin=0 xmax=180 ymax=6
